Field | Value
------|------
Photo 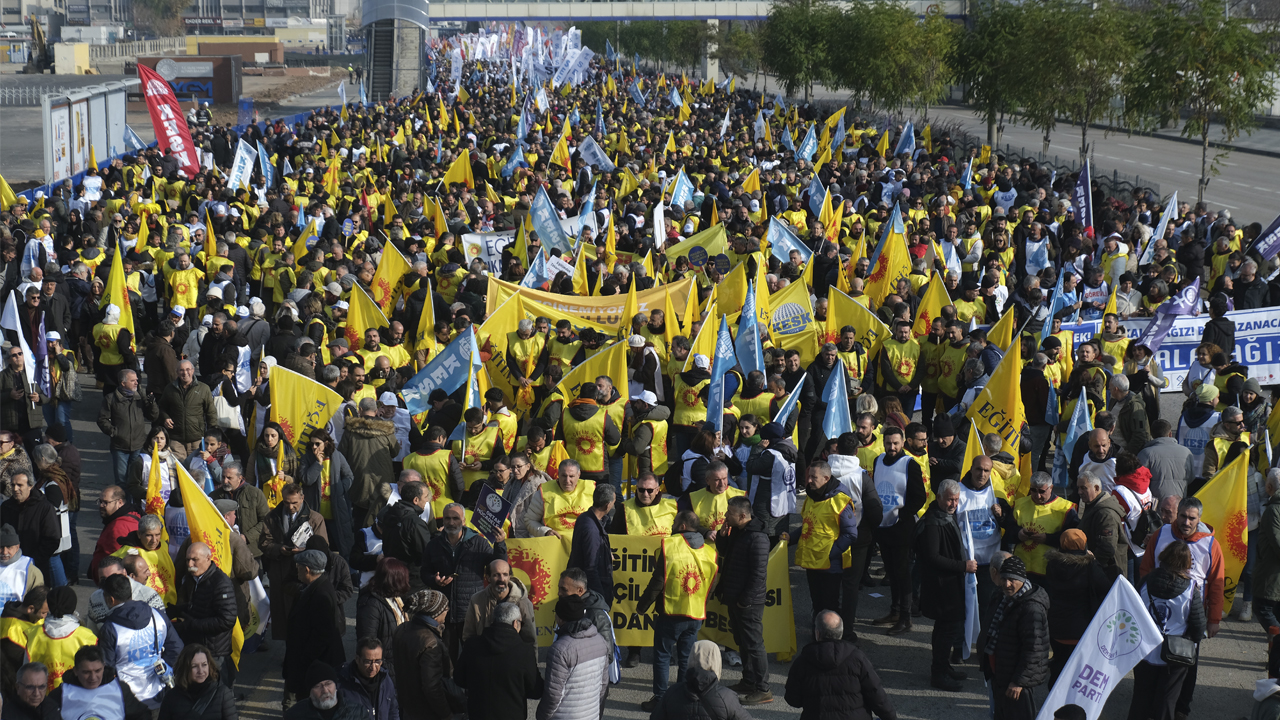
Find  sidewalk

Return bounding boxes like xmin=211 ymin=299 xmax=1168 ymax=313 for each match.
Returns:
xmin=1101 ymin=117 xmax=1280 ymax=159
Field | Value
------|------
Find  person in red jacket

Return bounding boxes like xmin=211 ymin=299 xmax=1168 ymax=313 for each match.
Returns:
xmin=90 ymin=486 xmax=139 ymax=582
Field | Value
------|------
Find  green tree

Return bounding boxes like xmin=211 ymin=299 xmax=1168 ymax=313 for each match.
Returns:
xmin=950 ymin=0 xmax=1035 ymax=147
xmin=712 ymin=21 xmax=764 ymax=83
xmin=830 ymin=2 xmax=956 ymax=115
xmin=761 ymin=0 xmax=839 ymax=101
xmin=1123 ymin=0 xmax=1280 ymax=201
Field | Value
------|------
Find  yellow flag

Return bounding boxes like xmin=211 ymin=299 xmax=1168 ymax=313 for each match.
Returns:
xmin=573 ymin=247 xmax=590 ymax=296
xmin=875 ymin=129 xmax=890 ymax=158
xmin=429 ymin=197 xmax=448 ymax=238
xmin=664 ymin=132 xmax=676 ymax=154
xmin=443 ymin=150 xmax=475 ymax=189
xmin=664 ymin=224 xmax=728 ymax=266
xmin=604 ymin=214 xmax=618 ymax=268
xmin=512 ymin=219 xmax=529 ymax=268
xmin=0 ymin=173 xmax=17 ymax=212
xmin=1103 ymin=282 xmax=1118 ymax=317
xmin=415 ymin=278 xmax=437 ymax=358
xmin=88 ymin=145 xmax=97 ymax=171
xmin=923 ymin=124 xmax=933 ymax=154
xmin=1193 ymin=448 xmax=1250 ymax=615
xmin=269 ymin=365 xmax=343 ymax=455
xmin=551 ymin=128 xmax=572 ymax=169
xmin=557 ymin=339 xmax=630 ymax=407
xmin=174 ymin=462 xmax=245 ymax=669
xmin=829 ymin=287 xmax=889 ymax=359
xmin=709 ymin=198 xmax=720 ymax=227
xmin=144 ymin=442 xmax=165 ymax=518
xmin=344 ymin=285 xmax=390 ymax=349
xmin=965 ymin=331 xmax=1025 ymax=459
xmin=682 ymin=276 xmax=699 ymax=334
xmin=961 ymin=420 xmax=985 ymax=482
xmin=620 ymin=279 xmax=639 ymax=337
xmin=769 ymin=281 xmax=819 ymax=366
xmin=912 ymin=271 xmax=951 ymax=339
xmin=979 ymin=145 xmax=992 ymax=165
xmin=371 ymin=242 xmax=410 ymax=313
xmin=678 ymin=102 xmax=691 ymax=123
xmin=866 ymin=226 xmax=912 ymax=307
xmin=684 ymin=302 xmax=719 ymax=370
xmin=618 ymin=168 xmax=642 ymax=198
xmin=102 ymin=241 xmax=137 ymax=351
xmin=392 ymin=126 xmax=406 ymax=146
xmin=438 ymin=98 xmax=450 ymax=128
xmin=458 ymin=85 xmax=471 ymax=104
xmin=988 ymin=304 xmax=1017 ymax=352
xmin=742 ymin=168 xmax=761 ymax=194
xmin=716 ymin=262 xmax=749 ymax=313
xmin=663 ymin=286 xmax=680 ymax=352
xmin=291 ymin=220 xmax=319 ymax=262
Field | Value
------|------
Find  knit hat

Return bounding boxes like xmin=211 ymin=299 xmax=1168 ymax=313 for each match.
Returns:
xmin=1245 ymin=377 xmax=1263 ymax=396
xmin=760 ymin=422 xmax=785 ymax=441
xmin=1059 ymin=528 xmax=1088 ymax=553
xmin=555 ymin=593 xmax=587 ymax=623
xmin=405 ymin=589 xmax=448 ymax=617
xmin=0 ymin=524 xmax=18 ymax=547
xmin=47 ymin=586 xmax=77 ymax=617
xmin=304 ymin=661 xmax=338 ymax=690
xmin=932 ymin=415 xmax=955 ymax=438
xmin=1000 ymin=556 xmax=1029 ymax=582
xmin=1194 ymin=383 xmax=1220 ymax=405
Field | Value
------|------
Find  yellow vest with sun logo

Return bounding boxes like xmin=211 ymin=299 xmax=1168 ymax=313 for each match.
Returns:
xmin=452 ymin=426 xmax=500 ymax=489
xmin=662 ymin=534 xmax=718 ymax=620
xmin=688 ymin=487 xmax=746 ymax=536
xmin=672 ymin=376 xmax=710 ymax=427
xmin=25 ymin=624 xmax=99 ymax=691
xmin=798 ymin=492 xmax=853 ymax=570
xmin=563 ymin=410 xmax=607 ymax=473
xmin=623 ymin=497 xmax=678 ymax=536
xmin=879 ymin=337 xmax=920 ymax=387
xmin=541 ymin=479 xmax=596 ymax=536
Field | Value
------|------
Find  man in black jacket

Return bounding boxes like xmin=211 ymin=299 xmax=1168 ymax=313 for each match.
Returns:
xmin=172 ymin=542 xmax=239 ymax=688
xmin=455 ymin=601 xmax=544 ymax=719
xmin=381 ymin=480 xmax=435 ymax=592
xmin=871 ymin=427 xmax=928 ymax=635
xmin=283 ymin=549 xmax=346 ymax=712
xmin=784 ymin=610 xmax=897 ymax=720
xmin=1201 ymin=294 xmax=1235 ymax=356
xmin=928 ymin=415 xmax=965 ymax=484
xmin=717 ymin=496 xmax=772 ymax=705
xmin=916 ymin=479 xmax=977 ymax=691
xmin=567 ymin=483 xmax=615 ymax=601
xmin=424 ymin=503 xmax=507 ymax=664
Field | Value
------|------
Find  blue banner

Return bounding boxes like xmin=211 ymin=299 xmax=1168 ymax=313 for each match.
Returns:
xmin=401 ymin=328 xmax=476 ymax=415
xmin=767 ymin=217 xmax=812 ymax=265
xmin=705 ymin=316 xmax=738 ymax=432
xmin=532 ymin=185 xmax=573 ymax=254
xmin=736 ymin=283 xmax=764 ymax=375
xmin=773 ymin=371 xmax=806 ymax=426
xmin=796 ymin=125 xmax=817 ymax=162
xmin=893 ymin=120 xmax=915 ymax=157
xmin=669 ymin=169 xmax=694 ymax=209
xmin=807 ymin=176 xmax=825 ymax=217
xmin=257 ymin=141 xmax=274 ymax=189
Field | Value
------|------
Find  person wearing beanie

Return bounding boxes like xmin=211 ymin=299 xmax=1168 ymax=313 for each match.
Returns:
xmin=1177 ymin=382 xmax=1222 ymax=478
xmin=282 ymin=660 xmax=364 ymax=720
xmin=538 ymin=587 xmax=610 ymax=720
xmin=928 ymin=414 xmax=965 ymax=484
xmin=1044 ymin=528 xmax=1110 ymax=683
xmin=980 ymin=554 xmax=1050 ymax=719
xmin=24 ymin=586 xmax=98 ymax=691
xmin=392 ymin=589 xmax=464 ymax=720
xmin=282 ymin=548 xmax=345 ymax=711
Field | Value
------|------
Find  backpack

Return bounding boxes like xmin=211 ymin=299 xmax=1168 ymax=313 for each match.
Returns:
xmin=1130 ymin=503 xmax=1161 ymax=548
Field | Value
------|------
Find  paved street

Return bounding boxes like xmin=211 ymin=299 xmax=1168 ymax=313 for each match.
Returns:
xmin=56 ymin=380 xmax=1259 ymax=720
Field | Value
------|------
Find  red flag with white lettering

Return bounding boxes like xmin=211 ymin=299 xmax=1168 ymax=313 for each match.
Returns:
xmin=136 ymin=64 xmax=200 ymax=178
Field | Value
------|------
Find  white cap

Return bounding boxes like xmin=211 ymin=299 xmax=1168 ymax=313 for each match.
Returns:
xmin=236 ymin=306 xmax=249 ymax=318
xmin=45 ymin=331 xmax=62 ymax=342
xmin=628 ymin=334 xmax=645 ymax=348
xmin=170 ymin=306 xmax=186 ymax=318
xmin=206 ymin=286 xmax=223 ymax=298
xmin=638 ymin=390 xmax=657 ymax=405
xmin=201 ymin=314 xmax=213 ymax=327
xmin=693 ymin=354 xmax=710 ymax=370
xmin=335 ymin=300 xmax=349 ymax=310
xmin=378 ymin=391 xmax=398 ymax=405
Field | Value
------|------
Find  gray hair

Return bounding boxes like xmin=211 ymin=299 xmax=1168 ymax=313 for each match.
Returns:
xmin=1223 ymin=405 xmax=1244 ymax=421
xmin=16 ymin=661 xmax=48 ymax=684
xmin=517 ymin=319 xmax=534 ymax=333
xmin=558 ymin=459 xmax=580 ymax=475
xmin=815 ymin=610 xmax=844 ymax=641
xmin=1109 ymin=374 xmax=1129 ymax=393
xmin=1029 ymin=353 xmax=1048 ymax=371
xmin=1178 ymin=496 xmax=1204 ymax=516
xmin=358 ymin=397 xmax=378 ymax=414
xmin=991 ymin=550 xmax=1012 ymax=572
xmin=593 ymin=483 xmax=616 ymax=510
xmin=179 ymin=359 xmax=195 ymax=372
xmin=1029 ymin=472 xmax=1053 ymax=489
xmin=399 ymin=469 xmax=423 ymax=484
xmin=936 ymin=479 xmax=961 ymax=499
xmin=1079 ymin=471 xmax=1102 ymax=490
xmin=222 ymin=460 xmax=243 ymax=476
xmin=321 ymin=365 xmax=341 ymax=383
xmin=1267 ymin=468 xmax=1280 ymax=493
xmin=443 ymin=502 xmax=466 ymax=518
xmin=138 ymin=514 xmax=164 ymax=533
xmin=31 ymin=443 xmax=59 ymax=470
xmin=493 ymin=602 xmax=523 ymax=626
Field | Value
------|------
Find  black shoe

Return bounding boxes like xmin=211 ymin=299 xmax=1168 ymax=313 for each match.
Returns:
xmin=640 ymin=697 xmax=659 ymax=712
xmin=931 ymin=674 xmax=964 ymax=692
xmin=625 ymin=648 xmax=641 ymax=668
xmin=946 ymin=666 xmax=967 ymax=681
xmin=728 ymin=681 xmax=753 ymax=694
xmin=950 ymin=648 xmax=963 ymax=665
xmin=740 ymin=691 xmax=774 ymax=705
xmin=843 ymin=630 xmax=860 ymax=645
xmin=886 ymin=618 xmax=912 ymax=636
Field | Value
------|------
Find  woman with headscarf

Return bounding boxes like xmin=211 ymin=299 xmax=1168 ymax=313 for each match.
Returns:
xmin=245 ymin=421 xmax=298 ymax=501
xmin=650 ymin=639 xmax=753 ymax=719
xmin=297 ymin=428 xmax=354 ymax=559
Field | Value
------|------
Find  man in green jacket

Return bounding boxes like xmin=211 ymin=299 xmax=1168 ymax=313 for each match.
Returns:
xmin=156 ymin=360 xmax=216 ymax=460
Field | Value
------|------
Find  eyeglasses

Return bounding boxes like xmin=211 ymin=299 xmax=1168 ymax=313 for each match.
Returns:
xmin=636 ymin=487 xmax=659 ymax=494
xmin=356 ymin=657 xmax=383 ymax=666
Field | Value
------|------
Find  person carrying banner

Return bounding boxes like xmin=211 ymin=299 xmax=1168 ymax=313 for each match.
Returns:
xmin=916 ymin=479 xmax=976 ymax=691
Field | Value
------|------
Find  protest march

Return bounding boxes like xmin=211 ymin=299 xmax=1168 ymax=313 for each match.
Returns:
xmin=2 ymin=20 xmax=1280 ymax=720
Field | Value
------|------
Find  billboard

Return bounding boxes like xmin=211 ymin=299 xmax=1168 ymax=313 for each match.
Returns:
xmin=42 ymin=80 xmax=136 ymax=187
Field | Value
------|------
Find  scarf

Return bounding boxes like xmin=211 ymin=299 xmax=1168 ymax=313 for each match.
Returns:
xmin=568 ymin=398 xmax=598 ymax=410
xmin=982 ymin=579 xmax=1033 ymax=656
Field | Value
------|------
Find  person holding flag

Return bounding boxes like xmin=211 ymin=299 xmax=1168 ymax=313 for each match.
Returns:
xmin=871 ymin=426 xmax=928 ymax=636
xmin=916 ymin=478 xmax=977 ymax=691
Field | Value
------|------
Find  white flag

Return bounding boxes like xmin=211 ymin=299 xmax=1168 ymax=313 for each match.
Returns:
xmin=226 ymin=139 xmax=258 ymax=191
xmin=1035 ymin=577 xmax=1163 ymax=720
xmin=962 ymin=519 xmax=979 ymax=660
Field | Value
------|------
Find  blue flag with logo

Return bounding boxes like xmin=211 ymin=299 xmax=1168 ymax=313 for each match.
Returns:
xmin=629 ymin=82 xmax=646 ymax=107
xmin=502 ymin=143 xmax=528 ymax=179
xmin=807 ymin=176 xmax=826 ymax=217
xmin=1135 ymin=276 xmax=1201 ymax=353
xmin=821 ymin=362 xmax=852 ymax=440
xmin=736 ymin=284 xmax=764 ymax=375
xmin=605 ymin=38 xmax=616 ymax=60
xmin=767 ymin=217 xmax=812 ymax=265
xmin=521 ymin=250 xmax=549 ymax=289
xmin=796 ymin=125 xmax=817 ymax=162
xmin=124 ymin=124 xmax=148 ymax=152
xmin=568 ymin=106 xmax=580 ymax=127
xmin=402 ymin=328 xmax=476 ymax=416
xmin=669 ymin=87 xmax=683 ymax=108
xmin=705 ymin=316 xmax=738 ymax=432
xmin=1052 ymin=390 xmax=1093 ymax=489
xmin=257 ymin=141 xmax=274 ymax=189
xmin=773 ymin=371 xmax=806 ymax=426
xmin=532 ymin=185 xmax=572 ymax=254
xmin=893 ymin=120 xmax=915 ymax=157
xmin=780 ymin=126 xmax=795 ymax=152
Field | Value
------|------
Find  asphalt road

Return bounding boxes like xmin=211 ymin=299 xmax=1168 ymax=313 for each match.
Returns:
xmin=56 ymin=377 xmax=1260 ymax=720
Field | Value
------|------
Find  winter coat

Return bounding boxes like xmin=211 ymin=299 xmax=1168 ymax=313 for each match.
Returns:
xmin=456 ymin=622 xmax=544 ymax=720
xmin=652 ymin=666 xmax=753 ymax=720
xmin=535 ymin=619 xmax=609 ymax=720
xmin=567 ymin=510 xmax=612 ymax=600
xmin=380 ymin=498 xmax=435 ymax=592
xmin=1077 ymin=491 xmax=1126 ymax=577
xmin=0 ymin=490 xmax=59 ymax=576
xmin=1136 ymin=437 xmax=1194 ymax=501
xmin=97 ymin=388 xmax=159 ymax=452
xmin=914 ymin=500 xmax=968 ymax=622
xmin=1255 ymin=494 xmax=1280 ymax=603
xmin=298 ymin=450 xmax=355 ymax=558
xmin=1044 ymin=550 xmax=1111 ymax=642
xmin=210 ymin=482 xmax=270 ymax=558
xmin=461 ymin=577 xmax=537 ymax=645
xmin=337 ymin=659 xmax=400 ymax=720
xmin=172 ymin=563 xmax=238 ymax=657
xmin=355 ymin=585 xmax=406 ymax=672
xmin=983 ymin=584 xmax=1051 ymax=690
xmin=423 ymin=528 xmax=506 ymax=617
xmin=91 ymin=505 xmax=140 ymax=580
xmin=1114 ymin=391 xmax=1151 ymax=455
xmin=282 ymin=696 xmax=367 ymax=720
xmin=245 ymin=437 xmax=299 ymax=491
xmin=743 ymin=437 xmax=798 ymax=520
xmin=283 ymin=575 xmax=346 ymax=694
xmin=259 ymin=502 xmax=328 ymax=640
xmin=0 ymin=367 xmax=45 ymax=434
xmin=392 ymin=614 xmax=465 ymax=720
xmin=784 ymin=638 xmax=897 ymax=720
xmin=100 ymin=600 xmax=185 ymax=694
xmin=175 ymin=531 xmax=257 ymax=630
xmin=156 ymin=679 xmax=237 ymax=720
xmin=338 ymin=415 xmax=400 ymax=523
xmin=156 ymin=379 xmax=216 ymax=445
xmin=715 ymin=517 xmax=769 ymax=607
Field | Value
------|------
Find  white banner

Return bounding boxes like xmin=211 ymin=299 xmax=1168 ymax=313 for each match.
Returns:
xmin=462 ymin=230 xmax=517 ymax=274
xmin=576 ymin=135 xmax=615 ymax=172
xmin=1035 ymin=577 xmax=1162 ymax=720
xmin=226 ymin=138 xmax=258 ymax=190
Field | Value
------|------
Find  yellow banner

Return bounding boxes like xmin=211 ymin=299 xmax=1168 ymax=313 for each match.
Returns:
xmin=913 ymin=271 xmax=951 ymax=339
xmin=269 ymin=366 xmax=343 ymax=453
xmin=102 ymin=240 xmax=137 ymax=351
xmin=831 ymin=287 xmax=889 ymax=360
xmin=506 ymin=536 xmax=571 ymax=646
xmin=768 ymin=280 xmax=819 ymax=366
xmin=557 ymin=340 xmax=630 ymax=407
xmin=476 ymin=295 xmax=524 ymax=409
xmin=699 ymin=541 xmax=797 ymax=656
xmin=664 ymin=224 xmax=728 ymax=267
xmin=486 ymin=276 xmax=695 ymax=329
xmin=343 ymin=285 xmax=390 ymax=349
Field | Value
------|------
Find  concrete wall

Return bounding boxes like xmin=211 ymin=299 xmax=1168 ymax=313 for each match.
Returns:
xmin=199 ymin=40 xmax=284 ymax=64
xmin=53 ymin=42 xmax=91 ymax=74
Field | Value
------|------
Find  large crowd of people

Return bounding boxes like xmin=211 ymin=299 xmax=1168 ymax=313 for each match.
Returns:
xmin=0 ymin=29 xmax=1278 ymax=720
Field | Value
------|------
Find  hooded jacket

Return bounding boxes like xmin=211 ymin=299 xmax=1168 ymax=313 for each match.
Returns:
xmin=338 ymin=415 xmax=400 ymax=521
xmin=462 ymin=575 xmax=537 ymax=645
xmin=652 ymin=666 xmax=753 ymax=720
xmin=424 ymin=528 xmax=506 ymax=618
xmin=1142 ymin=566 xmax=1206 ymax=643
xmin=1044 ymin=550 xmax=1111 ymax=642
xmin=536 ymin=619 xmax=609 ymax=720
xmin=744 ymin=437 xmax=797 ymax=520
xmin=456 ymin=621 xmax=544 ymax=720
xmin=1140 ymin=520 xmax=1227 ymax=624
xmin=784 ymin=638 xmax=897 ymax=720
xmin=638 ymin=531 xmax=712 ymax=617
xmin=1078 ymin=491 xmax=1126 ymax=577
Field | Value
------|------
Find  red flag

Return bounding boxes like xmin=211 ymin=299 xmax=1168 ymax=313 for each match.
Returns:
xmin=136 ymin=64 xmax=200 ymax=178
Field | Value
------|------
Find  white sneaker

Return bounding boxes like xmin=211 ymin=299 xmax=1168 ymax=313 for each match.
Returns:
xmin=724 ymin=650 xmax=742 ymax=667
xmin=1236 ymin=601 xmax=1253 ymax=622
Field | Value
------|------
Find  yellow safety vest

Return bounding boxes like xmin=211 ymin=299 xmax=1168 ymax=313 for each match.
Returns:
xmin=309 ymin=318 xmax=331 ymax=364
xmin=0 ymin=616 xmax=38 ymax=649
xmin=488 ymin=408 xmax=518 ymax=453
xmin=404 ymin=448 xmax=454 ymax=518
xmin=622 ymin=497 xmax=678 ymax=536
xmin=93 ymin=323 xmax=125 ymax=365
xmin=168 ymin=266 xmax=204 ymax=310
xmin=662 ymin=535 xmax=718 ymax=620
xmin=920 ymin=339 xmax=947 ymax=393
xmin=25 ymin=624 xmax=98 ymax=691
xmin=837 ymin=348 xmax=866 ymax=383
xmin=541 ymin=479 xmax=596 ymax=536
xmin=546 ymin=339 xmax=581 ymax=372
xmin=563 ymin=409 xmax=608 ymax=473
xmin=937 ymin=343 xmax=969 ymax=398
xmin=911 ymin=449 xmax=933 ymax=518
xmin=688 ymin=487 xmax=746 ymax=535
xmin=798 ymin=491 xmax=853 ymax=570
xmin=954 ymin=298 xmax=986 ymax=324
xmin=112 ymin=545 xmax=177 ymax=605
xmin=452 ymin=426 xmax=500 ymax=489
xmin=735 ymin=391 xmax=773 ymax=422
xmin=1012 ymin=495 xmax=1074 ymax=575
xmin=880 ymin=338 xmax=921 ymax=387
xmin=672 ymin=376 xmax=710 ymax=427
xmin=1096 ymin=335 xmax=1130 ymax=374
xmin=856 ymin=434 xmax=884 ymax=476
xmin=641 ymin=419 xmax=670 ymax=476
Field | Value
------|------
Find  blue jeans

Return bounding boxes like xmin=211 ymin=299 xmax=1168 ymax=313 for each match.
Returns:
xmin=652 ymin=615 xmax=701 ymax=699
xmin=42 ymin=402 xmax=73 ymax=442
xmin=47 ymin=555 xmax=66 ymax=587
xmin=1243 ymin=529 xmax=1256 ymax=602
xmin=111 ymin=449 xmax=140 ymax=494
xmin=61 ymin=511 xmax=80 ymax=582
xmin=609 ymin=455 xmax=625 ymax=496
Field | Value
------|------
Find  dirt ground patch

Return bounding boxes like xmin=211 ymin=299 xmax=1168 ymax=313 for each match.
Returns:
xmin=207 ymin=75 xmax=342 ymax=125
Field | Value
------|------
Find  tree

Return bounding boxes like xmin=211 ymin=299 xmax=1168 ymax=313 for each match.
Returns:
xmin=712 ymin=21 xmax=764 ymax=82
xmin=760 ymin=0 xmax=839 ymax=101
xmin=1123 ymin=0 xmax=1280 ymax=201
xmin=829 ymin=2 xmax=956 ymax=115
xmin=950 ymin=0 xmax=1035 ymax=147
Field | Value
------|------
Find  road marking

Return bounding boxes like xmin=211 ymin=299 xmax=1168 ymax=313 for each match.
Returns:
xmin=1141 ymin=163 xmax=1153 ymax=167
xmin=1204 ymin=198 xmax=1238 ymax=209
xmin=1158 ymin=166 xmax=1172 ymax=171
xmin=1232 ymin=182 xmax=1250 ymax=187
xmin=1118 ymin=143 xmax=1151 ymax=151
xmin=1177 ymin=170 xmax=1192 ymax=175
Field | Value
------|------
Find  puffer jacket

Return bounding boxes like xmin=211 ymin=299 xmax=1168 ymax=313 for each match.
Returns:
xmin=1045 ymin=550 xmax=1111 ymax=642
xmin=716 ymin=516 xmax=769 ymax=606
xmin=743 ymin=437 xmax=797 ymax=520
xmin=156 ymin=379 xmax=216 ymax=445
xmin=156 ymin=678 xmax=237 ymax=720
xmin=461 ymin=576 xmax=537 ymax=645
xmin=172 ymin=563 xmax=238 ymax=657
xmin=1077 ymin=491 xmax=1126 ymax=577
xmin=392 ymin=614 xmax=465 ymax=720
xmin=97 ymin=387 xmax=160 ymax=452
xmin=1143 ymin=566 xmax=1207 ymax=646
xmin=984 ymin=584 xmax=1051 ymax=691
xmin=536 ymin=619 xmax=609 ymax=720
xmin=783 ymin=638 xmax=897 ymax=720
xmin=338 ymin=415 xmax=400 ymax=524
xmin=423 ymin=528 xmax=506 ymax=616
xmin=653 ymin=666 xmax=752 ymax=720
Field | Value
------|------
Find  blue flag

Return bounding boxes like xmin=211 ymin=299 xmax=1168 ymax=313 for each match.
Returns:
xmin=767 ymin=217 xmax=812 ymax=265
xmin=806 ymin=176 xmax=826 ymax=217
xmin=669 ymin=87 xmax=683 ymax=108
xmin=780 ymin=126 xmax=795 ymax=152
xmin=735 ymin=283 xmax=764 ymax=375
xmin=124 ymin=124 xmax=148 ymax=152
xmin=358 ymin=81 xmax=367 ymax=105
xmin=532 ymin=185 xmax=573 ymax=254
xmin=867 ymin=204 xmax=903 ymax=270
xmin=568 ymin=106 xmax=580 ymax=127
xmin=257 ymin=141 xmax=274 ymax=189
xmin=962 ymin=156 xmax=974 ymax=192
xmin=1134 ymin=277 xmax=1201 ymax=353
xmin=893 ymin=120 xmax=915 ymax=157
xmin=796 ymin=125 xmax=817 ymax=162
xmin=401 ymin=328 xmax=477 ymax=416
xmin=1040 ymin=268 xmax=1067 ymax=347
xmin=502 ymin=143 xmax=528 ymax=179
xmin=1046 ymin=385 xmax=1060 ymax=426
xmin=629 ymin=82 xmax=646 ymax=107
xmin=705 ymin=316 xmax=737 ymax=432
xmin=962 ymin=520 xmax=980 ymax=659
xmin=668 ymin=169 xmax=694 ymax=209
xmin=281 ymin=155 xmax=294 ymax=177
xmin=1052 ymin=390 xmax=1093 ymax=489
xmin=521 ymin=250 xmax=549 ymax=289
xmin=605 ymin=38 xmax=616 ymax=60
xmin=595 ymin=100 xmax=605 ymax=137
xmin=821 ymin=363 xmax=852 ymax=440
xmin=773 ymin=371 xmax=806 ymax=426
